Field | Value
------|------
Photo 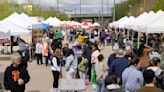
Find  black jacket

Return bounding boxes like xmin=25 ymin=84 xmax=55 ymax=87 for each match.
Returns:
xmin=4 ymin=65 xmax=30 ymax=92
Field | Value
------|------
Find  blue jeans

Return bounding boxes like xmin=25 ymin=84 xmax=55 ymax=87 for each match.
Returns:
xmin=97 ymin=80 xmax=105 ymax=92
xmin=45 ymin=56 xmax=49 ymax=66
xmin=111 ymin=39 xmax=116 ymax=49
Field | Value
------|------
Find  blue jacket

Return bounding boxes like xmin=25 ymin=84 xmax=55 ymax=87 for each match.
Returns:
xmin=109 ymin=57 xmax=129 ymax=79
xmin=108 ymin=53 xmax=117 ymax=68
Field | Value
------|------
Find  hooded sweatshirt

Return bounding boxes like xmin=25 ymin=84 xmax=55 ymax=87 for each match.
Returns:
xmin=4 ymin=64 xmax=30 ymax=92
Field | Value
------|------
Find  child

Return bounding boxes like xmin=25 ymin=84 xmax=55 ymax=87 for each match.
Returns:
xmin=95 ymin=54 xmax=108 ymax=92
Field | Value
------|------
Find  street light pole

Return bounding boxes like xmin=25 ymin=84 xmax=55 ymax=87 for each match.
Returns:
xmin=101 ymin=0 xmax=104 ymax=27
xmin=129 ymin=5 xmax=132 ymax=16
xmin=113 ymin=0 xmax=116 ymax=22
xmin=74 ymin=8 xmax=76 ymax=21
xmin=107 ymin=0 xmax=109 ymax=14
xmin=57 ymin=0 xmax=59 ymax=11
xmin=80 ymin=0 xmax=81 ymax=15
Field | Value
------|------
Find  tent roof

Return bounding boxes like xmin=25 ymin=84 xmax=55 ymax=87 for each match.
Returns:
xmin=0 ymin=21 xmax=31 ymax=36
xmin=146 ymin=14 xmax=164 ymax=33
xmin=137 ymin=10 xmax=164 ymax=32
xmin=20 ymin=13 xmax=40 ymax=25
xmin=4 ymin=12 xmax=32 ymax=29
xmin=42 ymin=17 xmax=62 ymax=27
xmin=112 ymin=16 xmax=128 ymax=27
xmin=116 ymin=16 xmax=135 ymax=28
xmin=125 ymin=12 xmax=148 ymax=29
xmin=132 ymin=11 xmax=155 ymax=31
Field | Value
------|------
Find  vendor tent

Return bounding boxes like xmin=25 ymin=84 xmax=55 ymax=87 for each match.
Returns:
xmin=125 ymin=12 xmax=148 ymax=29
xmin=4 ymin=12 xmax=32 ymax=29
xmin=146 ymin=15 xmax=164 ymax=33
xmin=112 ymin=16 xmax=128 ymax=27
xmin=43 ymin=17 xmax=63 ymax=27
xmin=93 ymin=22 xmax=100 ymax=27
xmin=116 ymin=16 xmax=135 ymax=28
xmin=137 ymin=10 xmax=164 ymax=33
xmin=20 ymin=13 xmax=40 ymax=25
xmin=0 ymin=29 xmax=10 ymax=39
xmin=0 ymin=21 xmax=31 ymax=37
xmin=132 ymin=11 xmax=155 ymax=31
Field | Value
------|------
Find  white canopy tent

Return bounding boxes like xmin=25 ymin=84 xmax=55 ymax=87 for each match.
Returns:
xmin=116 ymin=16 xmax=135 ymax=28
xmin=93 ymin=22 xmax=100 ymax=27
xmin=0 ymin=21 xmax=31 ymax=36
xmin=0 ymin=29 xmax=10 ymax=39
xmin=125 ymin=12 xmax=148 ymax=29
xmin=4 ymin=12 xmax=32 ymax=29
xmin=20 ymin=13 xmax=40 ymax=25
xmin=112 ymin=16 xmax=128 ymax=27
xmin=137 ymin=10 xmax=164 ymax=33
xmin=146 ymin=15 xmax=164 ymax=34
xmin=42 ymin=17 xmax=63 ymax=27
xmin=132 ymin=11 xmax=155 ymax=31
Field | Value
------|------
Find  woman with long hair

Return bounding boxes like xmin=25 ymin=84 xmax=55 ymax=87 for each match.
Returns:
xmin=51 ymin=48 xmax=61 ymax=92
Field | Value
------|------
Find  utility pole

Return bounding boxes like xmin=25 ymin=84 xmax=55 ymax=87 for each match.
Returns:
xmin=101 ymin=0 xmax=104 ymax=27
xmin=74 ymin=8 xmax=76 ymax=21
xmin=129 ymin=5 xmax=132 ymax=16
xmin=107 ymin=0 xmax=109 ymax=14
xmin=80 ymin=0 xmax=81 ymax=15
xmin=113 ymin=0 xmax=116 ymax=22
xmin=57 ymin=0 xmax=59 ymax=11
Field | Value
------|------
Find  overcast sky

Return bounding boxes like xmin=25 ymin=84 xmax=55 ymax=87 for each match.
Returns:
xmin=16 ymin=0 xmax=125 ymax=14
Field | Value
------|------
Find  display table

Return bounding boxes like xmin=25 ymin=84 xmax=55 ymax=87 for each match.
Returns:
xmin=58 ymin=79 xmax=85 ymax=92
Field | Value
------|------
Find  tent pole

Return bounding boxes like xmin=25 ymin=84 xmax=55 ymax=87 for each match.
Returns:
xmin=9 ymin=30 xmax=12 ymax=60
xmin=137 ymin=32 xmax=140 ymax=49
xmin=146 ymin=33 xmax=148 ymax=45
xmin=132 ymin=30 xmax=134 ymax=46
xmin=29 ymin=31 xmax=32 ymax=62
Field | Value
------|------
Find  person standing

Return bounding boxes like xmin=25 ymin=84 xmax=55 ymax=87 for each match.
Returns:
xmin=95 ymin=54 xmax=108 ymax=92
xmin=82 ymin=42 xmax=93 ymax=81
xmin=4 ymin=53 xmax=30 ymax=92
xmin=122 ymin=56 xmax=144 ymax=92
xmin=107 ymin=45 xmax=119 ymax=68
xmin=108 ymin=49 xmax=129 ymax=84
xmin=91 ymin=44 xmax=100 ymax=64
xmin=35 ymin=39 xmax=43 ymax=65
xmin=110 ymin=28 xmax=116 ymax=49
xmin=51 ymin=48 xmax=61 ymax=92
xmin=65 ymin=49 xmax=78 ymax=79
xmin=42 ymin=37 xmax=50 ymax=66
xmin=136 ymin=70 xmax=163 ymax=92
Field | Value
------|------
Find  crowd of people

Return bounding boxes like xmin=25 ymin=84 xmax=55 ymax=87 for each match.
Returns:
xmin=3 ymin=27 xmax=164 ymax=92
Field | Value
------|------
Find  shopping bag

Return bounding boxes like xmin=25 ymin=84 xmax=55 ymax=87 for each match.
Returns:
xmin=91 ymin=66 xmax=97 ymax=84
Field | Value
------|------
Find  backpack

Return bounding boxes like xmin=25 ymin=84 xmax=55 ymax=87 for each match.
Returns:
xmin=78 ymin=58 xmax=89 ymax=72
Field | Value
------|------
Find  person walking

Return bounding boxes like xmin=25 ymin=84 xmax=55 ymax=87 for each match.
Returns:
xmin=35 ymin=39 xmax=43 ymax=65
xmin=100 ymin=29 xmax=106 ymax=46
xmin=122 ymin=56 xmax=144 ymax=92
xmin=51 ymin=48 xmax=61 ymax=92
xmin=95 ymin=54 xmax=108 ymax=92
xmin=136 ymin=70 xmax=163 ymax=92
xmin=4 ymin=53 xmax=30 ymax=92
